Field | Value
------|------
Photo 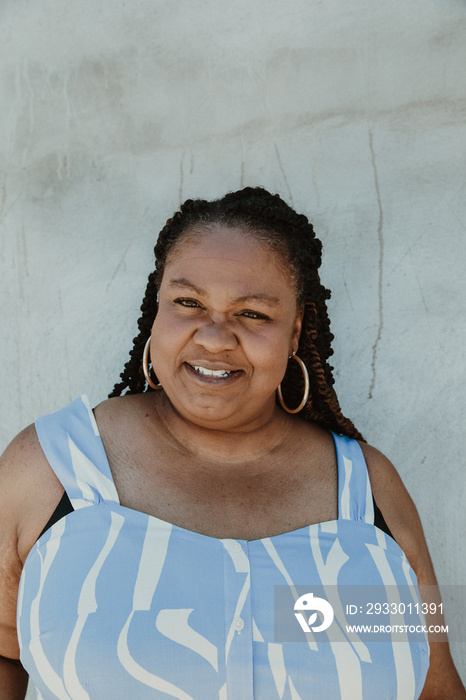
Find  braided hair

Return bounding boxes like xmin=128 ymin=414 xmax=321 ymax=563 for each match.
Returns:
xmin=109 ymin=187 xmax=364 ymax=441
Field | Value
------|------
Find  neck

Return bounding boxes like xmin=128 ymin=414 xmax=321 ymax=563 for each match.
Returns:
xmin=149 ymin=392 xmax=292 ymax=475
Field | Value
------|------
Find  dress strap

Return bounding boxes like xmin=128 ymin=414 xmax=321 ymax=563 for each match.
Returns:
xmin=330 ymin=431 xmax=375 ymax=524
xmin=35 ymin=395 xmax=120 ymax=510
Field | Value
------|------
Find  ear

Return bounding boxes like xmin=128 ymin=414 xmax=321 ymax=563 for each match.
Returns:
xmin=291 ymin=305 xmax=304 ymax=353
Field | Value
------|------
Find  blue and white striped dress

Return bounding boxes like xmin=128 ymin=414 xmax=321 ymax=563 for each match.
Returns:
xmin=17 ymin=396 xmax=429 ymax=699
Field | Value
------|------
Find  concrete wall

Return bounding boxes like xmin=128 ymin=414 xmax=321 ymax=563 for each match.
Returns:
xmin=0 ymin=0 xmax=465 ymax=693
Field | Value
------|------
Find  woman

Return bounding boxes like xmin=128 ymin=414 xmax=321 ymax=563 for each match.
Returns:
xmin=0 ymin=187 xmax=464 ymax=699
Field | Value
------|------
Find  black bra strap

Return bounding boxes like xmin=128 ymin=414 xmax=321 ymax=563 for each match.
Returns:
xmin=373 ymin=496 xmax=394 ymax=541
xmin=38 ymin=491 xmax=74 ymax=541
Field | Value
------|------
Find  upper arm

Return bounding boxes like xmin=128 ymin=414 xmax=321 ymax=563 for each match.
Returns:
xmin=0 ymin=425 xmax=63 ymax=660
xmin=359 ymin=442 xmax=466 ymax=699
xmin=359 ymin=442 xmax=432 ymax=580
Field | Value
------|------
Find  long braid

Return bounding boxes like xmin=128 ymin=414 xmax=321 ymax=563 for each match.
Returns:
xmin=109 ymin=187 xmax=364 ymax=441
xmin=109 ymin=270 xmax=159 ymax=397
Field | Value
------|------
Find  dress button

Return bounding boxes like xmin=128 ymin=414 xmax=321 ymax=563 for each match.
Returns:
xmin=233 ymin=617 xmax=245 ymax=631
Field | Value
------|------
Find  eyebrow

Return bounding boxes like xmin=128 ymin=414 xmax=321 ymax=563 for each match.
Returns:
xmin=168 ymin=278 xmax=281 ymax=307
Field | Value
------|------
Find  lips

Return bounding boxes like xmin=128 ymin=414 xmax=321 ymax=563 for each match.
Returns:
xmin=184 ymin=363 xmax=244 ymax=384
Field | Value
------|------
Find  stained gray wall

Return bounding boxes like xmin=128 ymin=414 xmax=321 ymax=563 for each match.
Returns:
xmin=0 ymin=0 xmax=465 ymax=693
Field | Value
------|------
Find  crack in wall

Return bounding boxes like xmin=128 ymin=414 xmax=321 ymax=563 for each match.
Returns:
xmin=386 ymin=230 xmax=426 ymax=278
xmin=179 ymin=151 xmax=184 ymax=206
xmin=415 ymin=274 xmax=429 ymax=314
xmin=0 ymin=175 xmax=7 ymax=261
xmin=106 ymin=235 xmax=135 ymax=290
xmin=0 ymin=175 xmax=7 ymax=222
xmin=274 ymin=143 xmax=294 ymax=205
xmin=343 ymin=279 xmax=354 ymax=311
xmin=368 ymin=130 xmax=384 ymax=400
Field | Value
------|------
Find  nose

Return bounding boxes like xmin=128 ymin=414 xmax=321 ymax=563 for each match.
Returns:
xmin=193 ymin=317 xmax=238 ymax=353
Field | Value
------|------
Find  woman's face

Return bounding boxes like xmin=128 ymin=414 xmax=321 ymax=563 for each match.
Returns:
xmin=150 ymin=226 xmax=303 ymax=432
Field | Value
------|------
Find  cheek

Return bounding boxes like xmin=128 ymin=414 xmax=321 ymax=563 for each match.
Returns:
xmin=245 ymin=327 xmax=292 ymax=373
xmin=150 ymin=310 xmax=187 ymax=368
xmin=152 ymin=305 xmax=195 ymax=342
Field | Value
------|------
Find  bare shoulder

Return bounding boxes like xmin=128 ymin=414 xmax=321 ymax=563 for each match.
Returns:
xmin=359 ymin=441 xmax=466 ymax=699
xmin=0 ymin=425 xmax=61 ymax=660
xmin=93 ymin=392 xmax=165 ymax=448
xmin=357 ymin=442 xmax=429 ymax=577
xmin=93 ymin=392 xmax=152 ymax=425
xmin=0 ymin=424 xmax=52 ymax=533
xmin=0 ymin=424 xmax=63 ymax=562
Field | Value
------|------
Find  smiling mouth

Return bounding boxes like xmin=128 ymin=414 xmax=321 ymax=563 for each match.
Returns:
xmin=185 ymin=363 xmax=243 ymax=383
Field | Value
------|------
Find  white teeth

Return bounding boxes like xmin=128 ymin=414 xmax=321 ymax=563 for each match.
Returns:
xmin=192 ymin=366 xmax=234 ymax=378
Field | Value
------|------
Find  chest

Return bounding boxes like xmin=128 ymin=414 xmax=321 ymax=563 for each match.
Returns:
xmin=19 ymin=506 xmax=429 ymax=700
xmin=102 ymin=436 xmax=338 ymax=540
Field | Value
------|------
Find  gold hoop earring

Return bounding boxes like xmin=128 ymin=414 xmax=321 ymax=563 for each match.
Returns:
xmin=277 ymin=352 xmax=310 ymax=414
xmin=142 ymin=337 xmax=162 ymax=390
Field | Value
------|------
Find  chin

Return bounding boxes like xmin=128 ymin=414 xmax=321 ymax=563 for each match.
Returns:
xmin=179 ymin=397 xmax=276 ymax=433
xmin=184 ymin=403 xmax=238 ymax=426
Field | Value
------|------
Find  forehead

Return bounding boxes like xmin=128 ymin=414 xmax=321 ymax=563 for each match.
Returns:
xmin=164 ymin=224 xmax=296 ymax=290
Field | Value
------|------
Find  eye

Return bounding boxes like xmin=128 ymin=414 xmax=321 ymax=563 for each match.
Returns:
xmin=174 ymin=298 xmax=203 ymax=309
xmin=240 ymin=310 xmax=271 ymax=321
